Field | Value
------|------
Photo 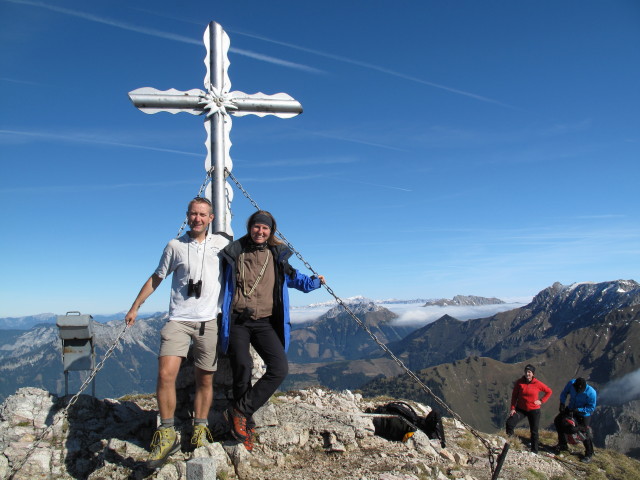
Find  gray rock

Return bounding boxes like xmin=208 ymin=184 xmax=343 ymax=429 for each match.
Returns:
xmin=186 ymin=457 xmax=216 ymax=480
xmin=0 ymin=387 xmax=596 ymax=480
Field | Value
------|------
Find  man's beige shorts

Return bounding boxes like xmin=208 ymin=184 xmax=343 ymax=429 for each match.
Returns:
xmin=159 ymin=320 xmax=218 ymax=372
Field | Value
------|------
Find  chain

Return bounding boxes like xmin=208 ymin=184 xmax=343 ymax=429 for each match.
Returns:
xmin=8 ymin=322 xmax=131 ymax=480
xmin=224 ymin=168 xmax=499 ymax=471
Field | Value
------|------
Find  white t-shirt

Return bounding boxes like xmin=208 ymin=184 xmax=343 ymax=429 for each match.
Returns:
xmin=154 ymin=232 xmax=229 ymax=322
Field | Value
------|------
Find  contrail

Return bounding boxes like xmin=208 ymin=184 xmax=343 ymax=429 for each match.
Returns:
xmin=90 ymin=2 xmax=507 ymax=106
xmin=0 ymin=129 xmax=201 ymax=156
xmin=3 ymin=0 xmax=323 ymax=74
xmin=231 ymin=29 xmax=513 ymax=108
xmin=0 ymin=180 xmax=200 ymax=194
xmin=297 ymin=128 xmax=409 ymax=152
xmin=0 ymin=77 xmax=40 ymax=86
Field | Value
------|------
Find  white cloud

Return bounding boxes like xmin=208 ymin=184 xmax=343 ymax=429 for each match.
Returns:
xmin=288 ymin=302 xmax=525 ymax=327
xmin=599 ymin=369 xmax=640 ymax=406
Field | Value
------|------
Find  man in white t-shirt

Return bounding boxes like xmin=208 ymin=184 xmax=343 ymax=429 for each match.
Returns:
xmin=125 ymin=197 xmax=228 ymax=468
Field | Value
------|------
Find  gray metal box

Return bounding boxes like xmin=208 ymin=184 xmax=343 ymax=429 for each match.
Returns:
xmin=57 ymin=312 xmax=95 ymax=372
xmin=57 ymin=311 xmax=94 ymax=340
xmin=62 ymin=341 xmax=93 ymax=371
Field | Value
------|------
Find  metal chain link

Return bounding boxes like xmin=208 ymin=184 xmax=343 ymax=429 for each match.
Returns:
xmin=225 ymin=168 xmax=499 ymax=472
xmin=8 ymin=323 xmax=131 ymax=480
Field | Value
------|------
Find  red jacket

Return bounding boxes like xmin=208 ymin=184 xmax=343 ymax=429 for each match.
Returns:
xmin=510 ymin=377 xmax=552 ymax=412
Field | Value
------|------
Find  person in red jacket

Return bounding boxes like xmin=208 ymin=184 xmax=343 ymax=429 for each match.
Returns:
xmin=505 ymin=364 xmax=552 ymax=453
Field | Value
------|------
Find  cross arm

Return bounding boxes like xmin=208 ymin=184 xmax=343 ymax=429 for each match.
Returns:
xmin=128 ymin=87 xmax=206 ymax=115
xmin=228 ymin=92 xmax=302 ymax=118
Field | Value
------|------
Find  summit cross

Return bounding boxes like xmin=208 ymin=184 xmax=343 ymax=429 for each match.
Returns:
xmin=128 ymin=21 xmax=303 ymax=235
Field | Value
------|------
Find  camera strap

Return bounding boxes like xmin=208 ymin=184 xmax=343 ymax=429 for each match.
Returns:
xmin=187 ymin=234 xmax=208 ymax=282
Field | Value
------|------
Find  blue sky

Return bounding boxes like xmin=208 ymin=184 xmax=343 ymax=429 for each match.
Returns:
xmin=1 ymin=0 xmax=639 ymax=318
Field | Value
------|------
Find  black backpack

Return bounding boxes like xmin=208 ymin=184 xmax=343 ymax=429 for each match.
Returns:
xmin=368 ymin=401 xmax=446 ymax=447
xmin=369 ymin=401 xmax=419 ymax=442
xmin=418 ymin=410 xmax=446 ymax=448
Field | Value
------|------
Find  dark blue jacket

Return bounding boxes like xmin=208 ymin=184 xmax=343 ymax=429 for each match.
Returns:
xmin=560 ymin=379 xmax=597 ymax=417
xmin=220 ymin=236 xmax=321 ymax=354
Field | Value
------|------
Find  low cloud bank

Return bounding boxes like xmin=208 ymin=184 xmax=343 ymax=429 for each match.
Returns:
xmin=289 ymin=302 xmax=524 ymax=326
xmin=390 ymin=303 xmax=523 ymax=326
xmin=289 ymin=306 xmax=334 ymax=323
xmin=599 ymin=369 xmax=640 ymax=406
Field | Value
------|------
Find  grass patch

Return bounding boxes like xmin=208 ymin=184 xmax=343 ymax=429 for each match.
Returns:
xmin=269 ymin=395 xmax=286 ymax=405
xmin=580 ymin=449 xmax=640 ymax=480
xmin=118 ymin=393 xmax=154 ymax=402
xmin=456 ymin=431 xmax=483 ymax=453
xmin=525 ymin=468 xmax=547 ymax=480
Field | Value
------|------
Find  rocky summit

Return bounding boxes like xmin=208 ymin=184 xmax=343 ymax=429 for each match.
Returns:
xmin=3 ymin=386 xmax=636 ymax=480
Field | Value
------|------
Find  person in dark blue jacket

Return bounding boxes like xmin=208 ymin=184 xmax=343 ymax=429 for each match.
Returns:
xmin=553 ymin=377 xmax=597 ymax=462
xmin=220 ymin=210 xmax=324 ymax=451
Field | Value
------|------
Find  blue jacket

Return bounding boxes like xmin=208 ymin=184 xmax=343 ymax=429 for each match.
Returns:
xmin=220 ymin=235 xmax=321 ymax=354
xmin=560 ymin=379 xmax=597 ymax=417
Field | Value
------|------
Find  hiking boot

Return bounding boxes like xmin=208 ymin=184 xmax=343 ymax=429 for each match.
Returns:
xmin=225 ymin=408 xmax=248 ymax=442
xmin=190 ymin=424 xmax=213 ymax=448
xmin=147 ymin=427 xmax=180 ymax=469
xmin=581 ymin=455 xmax=592 ymax=463
xmin=553 ymin=444 xmax=569 ymax=454
xmin=243 ymin=425 xmax=255 ymax=452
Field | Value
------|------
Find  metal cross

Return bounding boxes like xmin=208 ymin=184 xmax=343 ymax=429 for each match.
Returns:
xmin=128 ymin=21 xmax=303 ymax=235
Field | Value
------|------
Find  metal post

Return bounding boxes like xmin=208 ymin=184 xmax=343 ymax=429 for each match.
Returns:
xmin=128 ymin=21 xmax=303 ymax=237
xmin=208 ymin=22 xmax=227 ymax=234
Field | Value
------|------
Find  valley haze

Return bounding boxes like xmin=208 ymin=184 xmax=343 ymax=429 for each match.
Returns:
xmin=0 ymin=297 xmax=527 ymax=330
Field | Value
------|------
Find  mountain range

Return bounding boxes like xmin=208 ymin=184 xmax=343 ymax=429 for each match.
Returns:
xmin=423 ymin=295 xmax=505 ymax=307
xmin=1 ymin=281 xmax=638 ymax=459
xmin=0 ymin=293 xmax=507 ymax=402
xmin=0 ymin=315 xmax=166 ymax=402
xmin=0 ymin=312 xmax=162 ymax=330
xmin=358 ymin=280 xmax=640 ymax=458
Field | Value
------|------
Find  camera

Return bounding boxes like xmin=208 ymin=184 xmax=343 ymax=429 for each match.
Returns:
xmin=188 ymin=279 xmax=202 ymax=298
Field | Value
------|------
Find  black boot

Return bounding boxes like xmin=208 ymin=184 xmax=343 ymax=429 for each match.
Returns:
xmin=582 ymin=438 xmax=594 ymax=461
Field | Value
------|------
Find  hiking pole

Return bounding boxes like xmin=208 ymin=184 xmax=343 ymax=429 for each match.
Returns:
xmin=491 ymin=442 xmax=509 ymax=480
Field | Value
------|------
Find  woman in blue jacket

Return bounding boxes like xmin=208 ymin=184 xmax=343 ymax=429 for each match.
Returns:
xmin=553 ymin=377 xmax=597 ymax=462
xmin=220 ymin=210 xmax=324 ymax=451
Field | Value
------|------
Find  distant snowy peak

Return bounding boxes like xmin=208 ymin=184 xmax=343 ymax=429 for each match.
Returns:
xmin=323 ymin=302 xmax=386 ymax=319
xmin=293 ymin=297 xmax=429 ymax=310
xmin=564 ymin=279 xmax=638 ymax=295
xmin=532 ymin=279 xmax=640 ymax=312
xmin=423 ymin=295 xmax=505 ymax=307
xmin=292 ymin=296 xmax=375 ymax=310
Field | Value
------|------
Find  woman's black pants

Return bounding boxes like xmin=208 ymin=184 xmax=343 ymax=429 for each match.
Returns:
xmin=506 ymin=407 xmax=541 ymax=451
xmin=228 ymin=316 xmax=288 ymax=423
